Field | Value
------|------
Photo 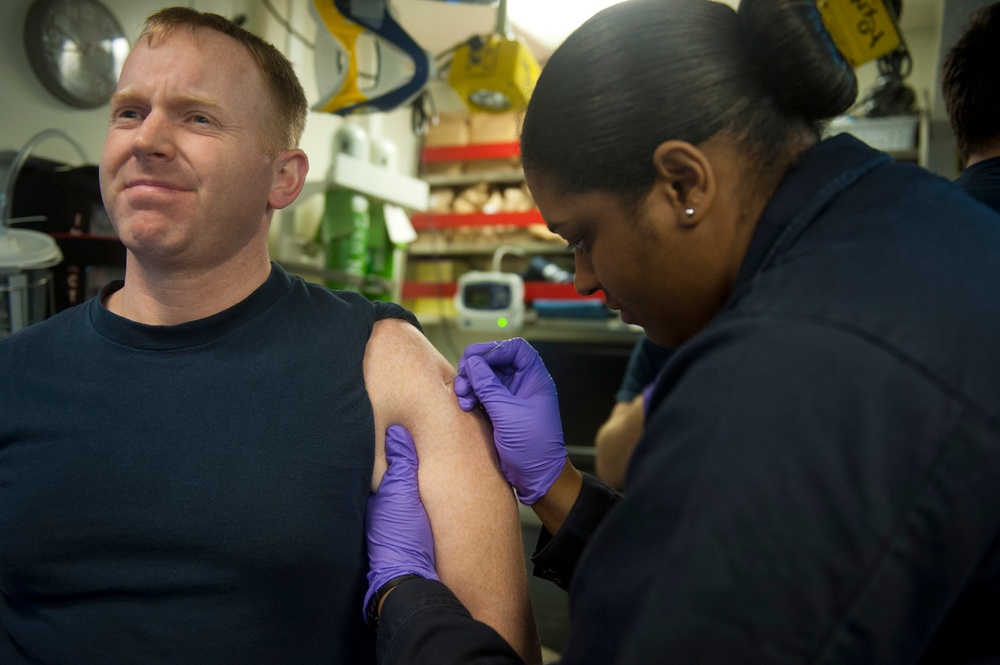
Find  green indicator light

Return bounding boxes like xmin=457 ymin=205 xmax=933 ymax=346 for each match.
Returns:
xmin=497 ymin=317 xmax=508 ymax=328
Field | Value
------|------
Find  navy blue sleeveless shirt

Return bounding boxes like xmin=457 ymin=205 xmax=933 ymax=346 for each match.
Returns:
xmin=0 ymin=264 xmax=417 ymax=664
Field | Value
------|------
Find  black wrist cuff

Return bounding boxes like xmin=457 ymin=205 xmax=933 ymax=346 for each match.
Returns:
xmin=366 ymin=574 xmax=423 ymax=629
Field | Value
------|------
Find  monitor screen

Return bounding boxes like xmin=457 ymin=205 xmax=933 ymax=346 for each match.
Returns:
xmin=462 ymin=282 xmax=511 ymax=310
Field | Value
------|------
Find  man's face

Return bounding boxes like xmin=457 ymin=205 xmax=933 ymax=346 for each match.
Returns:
xmin=99 ymin=28 xmax=279 ymax=271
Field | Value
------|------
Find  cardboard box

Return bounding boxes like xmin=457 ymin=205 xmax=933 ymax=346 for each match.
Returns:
xmin=424 ymin=112 xmax=470 ymax=147
xmin=469 ymin=111 xmax=520 ymax=144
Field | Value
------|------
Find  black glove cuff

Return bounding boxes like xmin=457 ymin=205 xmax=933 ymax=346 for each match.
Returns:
xmin=366 ymin=574 xmax=423 ymax=630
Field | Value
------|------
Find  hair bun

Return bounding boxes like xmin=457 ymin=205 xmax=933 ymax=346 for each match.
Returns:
xmin=738 ymin=0 xmax=857 ymax=121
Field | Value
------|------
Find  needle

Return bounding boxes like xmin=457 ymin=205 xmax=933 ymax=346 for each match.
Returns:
xmin=446 ymin=341 xmax=505 ymax=384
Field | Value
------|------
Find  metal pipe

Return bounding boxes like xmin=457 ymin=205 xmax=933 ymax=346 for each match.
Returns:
xmin=0 ymin=128 xmax=90 ymax=237
xmin=494 ymin=0 xmax=510 ymax=38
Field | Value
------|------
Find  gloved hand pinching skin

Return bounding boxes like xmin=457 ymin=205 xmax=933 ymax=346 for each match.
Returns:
xmin=453 ymin=338 xmax=567 ymax=505
xmin=363 ymin=425 xmax=438 ymax=622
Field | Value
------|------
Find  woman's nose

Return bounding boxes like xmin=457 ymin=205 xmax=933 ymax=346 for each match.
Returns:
xmin=573 ymin=252 xmax=601 ymax=297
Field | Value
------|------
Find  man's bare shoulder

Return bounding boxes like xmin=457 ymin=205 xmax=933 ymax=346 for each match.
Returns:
xmin=363 ymin=317 xmax=453 ymax=410
xmin=363 ymin=317 xmax=491 ymax=486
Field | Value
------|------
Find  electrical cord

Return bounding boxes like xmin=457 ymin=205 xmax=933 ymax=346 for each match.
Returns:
xmin=861 ymin=45 xmax=917 ymax=117
xmin=411 ymin=90 xmax=437 ymax=137
xmin=260 ymin=0 xmax=315 ymax=49
xmin=434 ymin=35 xmax=483 ymax=65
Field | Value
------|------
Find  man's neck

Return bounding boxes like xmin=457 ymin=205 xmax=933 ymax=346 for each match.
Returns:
xmin=105 ymin=254 xmax=273 ymax=326
xmin=966 ymin=138 xmax=1000 ymax=168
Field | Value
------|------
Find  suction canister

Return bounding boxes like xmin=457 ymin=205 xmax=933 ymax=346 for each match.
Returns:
xmin=0 ymin=129 xmax=80 ymax=338
xmin=0 ymin=228 xmax=62 ymax=338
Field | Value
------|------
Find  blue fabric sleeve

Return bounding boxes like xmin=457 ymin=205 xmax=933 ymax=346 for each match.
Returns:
xmin=615 ymin=335 xmax=672 ymax=402
xmin=530 ymin=473 xmax=621 ymax=590
xmin=377 ymin=578 xmax=524 ymax=665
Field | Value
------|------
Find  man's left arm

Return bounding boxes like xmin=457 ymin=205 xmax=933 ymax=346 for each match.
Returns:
xmin=364 ymin=319 xmax=541 ymax=664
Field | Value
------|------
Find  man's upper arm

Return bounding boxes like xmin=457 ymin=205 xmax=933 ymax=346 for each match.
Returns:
xmin=364 ymin=319 xmax=540 ymax=663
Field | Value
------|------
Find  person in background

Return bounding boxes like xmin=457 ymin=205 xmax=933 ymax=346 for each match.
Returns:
xmin=362 ymin=0 xmax=1000 ymax=662
xmin=593 ymin=334 xmax=671 ymax=490
xmin=940 ymin=2 xmax=1000 ymax=213
xmin=0 ymin=8 xmax=539 ymax=664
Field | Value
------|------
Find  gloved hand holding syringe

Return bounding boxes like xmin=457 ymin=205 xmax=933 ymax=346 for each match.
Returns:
xmin=445 ymin=340 xmax=506 ymax=384
xmin=451 ymin=338 xmax=570 ymax=506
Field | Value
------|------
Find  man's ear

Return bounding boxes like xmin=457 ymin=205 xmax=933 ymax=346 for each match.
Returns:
xmin=651 ymin=140 xmax=715 ymax=226
xmin=269 ymin=149 xmax=309 ymax=210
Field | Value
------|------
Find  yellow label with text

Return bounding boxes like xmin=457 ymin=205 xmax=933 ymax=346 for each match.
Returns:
xmin=817 ymin=0 xmax=902 ymax=67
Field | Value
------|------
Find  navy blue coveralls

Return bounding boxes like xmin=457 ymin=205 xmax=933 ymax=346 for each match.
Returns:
xmin=379 ymin=135 xmax=1000 ymax=664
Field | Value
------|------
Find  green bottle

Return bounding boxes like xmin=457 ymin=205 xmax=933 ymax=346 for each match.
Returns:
xmin=363 ymin=199 xmax=392 ymax=301
xmin=317 ymin=188 xmax=369 ymax=292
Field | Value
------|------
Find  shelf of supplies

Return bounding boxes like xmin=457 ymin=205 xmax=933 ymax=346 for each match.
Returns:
xmin=416 ymin=313 xmax=641 ymax=348
xmin=420 ymin=141 xmax=521 ymax=163
xmin=403 ymin=281 xmax=601 ymax=302
xmin=296 ymin=153 xmax=429 ymax=211
xmin=422 ymin=169 xmax=527 ymax=187
xmin=410 ymin=210 xmax=545 ymax=230
xmin=408 ymin=240 xmax=568 ymax=256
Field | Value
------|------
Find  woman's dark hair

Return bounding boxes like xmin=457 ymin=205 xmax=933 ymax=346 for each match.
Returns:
xmin=520 ymin=0 xmax=857 ymax=198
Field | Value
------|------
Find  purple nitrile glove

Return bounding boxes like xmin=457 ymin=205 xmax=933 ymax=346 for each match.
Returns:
xmin=453 ymin=338 xmax=567 ymax=505
xmin=363 ymin=425 xmax=438 ymax=623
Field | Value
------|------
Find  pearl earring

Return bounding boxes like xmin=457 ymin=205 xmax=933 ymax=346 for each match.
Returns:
xmin=684 ymin=208 xmax=695 ymax=218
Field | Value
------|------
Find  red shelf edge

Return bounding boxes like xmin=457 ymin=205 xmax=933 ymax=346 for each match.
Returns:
xmin=402 ymin=282 xmax=457 ymax=298
xmin=527 ymin=283 xmax=601 ymax=301
xmin=420 ymin=141 xmax=521 ymax=163
xmin=411 ymin=210 xmax=545 ymax=230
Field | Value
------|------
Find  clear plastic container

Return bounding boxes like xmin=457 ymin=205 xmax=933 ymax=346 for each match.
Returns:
xmin=0 ymin=228 xmax=62 ymax=338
